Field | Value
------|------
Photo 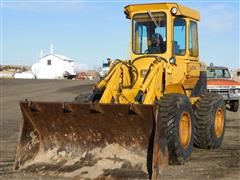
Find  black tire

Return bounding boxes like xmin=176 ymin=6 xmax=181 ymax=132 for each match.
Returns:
xmin=228 ymin=100 xmax=239 ymax=112
xmin=157 ymin=93 xmax=195 ymax=164
xmin=194 ymin=93 xmax=226 ymax=149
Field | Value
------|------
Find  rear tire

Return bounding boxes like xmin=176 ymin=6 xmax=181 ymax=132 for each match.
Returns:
xmin=157 ymin=93 xmax=195 ymax=164
xmin=194 ymin=93 xmax=226 ymax=149
xmin=228 ymin=100 xmax=239 ymax=112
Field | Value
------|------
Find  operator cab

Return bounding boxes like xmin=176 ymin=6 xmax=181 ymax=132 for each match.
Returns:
xmin=125 ymin=3 xmax=200 ymax=62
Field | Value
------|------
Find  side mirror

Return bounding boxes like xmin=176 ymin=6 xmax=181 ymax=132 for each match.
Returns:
xmin=169 ymin=57 xmax=176 ymax=64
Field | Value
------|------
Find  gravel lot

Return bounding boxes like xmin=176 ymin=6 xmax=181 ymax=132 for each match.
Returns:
xmin=0 ymin=79 xmax=239 ymax=179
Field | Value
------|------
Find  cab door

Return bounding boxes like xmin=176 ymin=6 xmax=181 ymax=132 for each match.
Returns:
xmin=168 ymin=17 xmax=200 ymax=95
xmin=184 ymin=20 xmax=201 ymax=93
xmin=169 ymin=17 xmax=188 ymax=85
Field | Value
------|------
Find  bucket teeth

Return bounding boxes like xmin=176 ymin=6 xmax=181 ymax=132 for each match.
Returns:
xmin=90 ymin=103 xmax=103 ymax=113
xmin=129 ymin=104 xmax=142 ymax=115
xmin=62 ymin=103 xmax=73 ymax=113
xmin=29 ymin=102 xmax=41 ymax=112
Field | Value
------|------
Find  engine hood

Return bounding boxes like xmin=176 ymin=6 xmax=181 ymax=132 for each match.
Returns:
xmin=207 ymin=79 xmax=240 ymax=86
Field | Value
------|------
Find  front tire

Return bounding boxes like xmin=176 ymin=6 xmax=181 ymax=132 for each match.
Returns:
xmin=157 ymin=94 xmax=195 ymax=164
xmin=194 ymin=93 xmax=226 ymax=149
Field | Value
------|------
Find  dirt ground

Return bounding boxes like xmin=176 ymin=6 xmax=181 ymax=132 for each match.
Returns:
xmin=0 ymin=79 xmax=239 ymax=179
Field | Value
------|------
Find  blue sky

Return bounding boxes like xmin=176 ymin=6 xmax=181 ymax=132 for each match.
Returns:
xmin=1 ymin=0 xmax=239 ymax=69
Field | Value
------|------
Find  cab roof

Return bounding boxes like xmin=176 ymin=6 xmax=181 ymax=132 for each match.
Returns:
xmin=124 ymin=3 xmax=200 ymax=21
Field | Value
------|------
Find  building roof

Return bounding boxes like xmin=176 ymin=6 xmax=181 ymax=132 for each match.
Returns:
xmin=40 ymin=54 xmax=75 ymax=62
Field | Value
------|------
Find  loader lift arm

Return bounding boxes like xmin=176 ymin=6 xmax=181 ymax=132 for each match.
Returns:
xmin=94 ymin=55 xmax=167 ymax=104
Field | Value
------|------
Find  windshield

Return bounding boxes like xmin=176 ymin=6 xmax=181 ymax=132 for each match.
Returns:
xmin=133 ymin=12 xmax=166 ymax=54
xmin=102 ymin=63 xmax=109 ymax=68
xmin=207 ymin=68 xmax=231 ymax=78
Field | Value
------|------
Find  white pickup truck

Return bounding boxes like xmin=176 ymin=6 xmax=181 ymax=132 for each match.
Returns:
xmin=207 ymin=65 xmax=240 ymax=112
xmin=98 ymin=59 xmax=112 ymax=78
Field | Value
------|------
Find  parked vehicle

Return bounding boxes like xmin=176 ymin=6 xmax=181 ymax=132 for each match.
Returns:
xmin=98 ymin=58 xmax=111 ymax=78
xmin=207 ymin=65 xmax=240 ymax=112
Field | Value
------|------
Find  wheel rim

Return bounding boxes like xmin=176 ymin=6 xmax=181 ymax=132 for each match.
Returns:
xmin=179 ymin=112 xmax=191 ymax=149
xmin=214 ymin=108 xmax=224 ymax=138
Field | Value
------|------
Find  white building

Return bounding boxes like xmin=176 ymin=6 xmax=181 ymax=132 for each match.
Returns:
xmin=32 ymin=45 xmax=87 ymax=79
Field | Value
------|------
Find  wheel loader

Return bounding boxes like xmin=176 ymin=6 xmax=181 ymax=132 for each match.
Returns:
xmin=14 ymin=3 xmax=226 ymax=179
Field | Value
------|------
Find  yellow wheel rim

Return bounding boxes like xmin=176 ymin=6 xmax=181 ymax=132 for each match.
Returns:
xmin=214 ymin=108 xmax=224 ymax=138
xmin=179 ymin=112 xmax=191 ymax=149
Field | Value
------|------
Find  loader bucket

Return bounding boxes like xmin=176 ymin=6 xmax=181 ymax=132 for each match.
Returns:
xmin=14 ymin=101 xmax=168 ymax=179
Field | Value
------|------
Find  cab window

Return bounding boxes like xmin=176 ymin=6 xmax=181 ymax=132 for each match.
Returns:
xmin=174 ymin=18 xmax=186 ymax=55
xmin=207 ymin=68 xmax=231 ymax=78
xmin=133 ymin=12 xmax=166 ymax=54
xmin=189 ymin=21 xmax=198 ymax=57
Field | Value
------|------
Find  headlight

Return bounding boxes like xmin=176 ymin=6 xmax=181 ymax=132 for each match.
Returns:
xmin=230 ymin=89 xmax=235 ymax=94
xmin=171 ymin=7 xmax=178 ymax=15
xmin=169 ymin=57 xmax=176 ymax=64
xmin=235 ymin=89 xmax=240 ymax=93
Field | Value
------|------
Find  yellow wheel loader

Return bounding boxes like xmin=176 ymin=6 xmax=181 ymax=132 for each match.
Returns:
xmin=14 ymin=3 xmax=226 ymax=179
